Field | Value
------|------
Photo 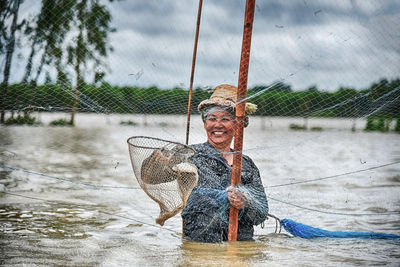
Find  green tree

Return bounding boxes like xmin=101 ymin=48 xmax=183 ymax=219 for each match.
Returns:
xmin=395 ymin=113 xmax=400 ymax=133
xmin=1 ymin=0 xmax=24 ymax=123
xmin=67 ymin=0 xmax=114 ymax=125
xmin=21 ymin=0 xmax=74 ymax=85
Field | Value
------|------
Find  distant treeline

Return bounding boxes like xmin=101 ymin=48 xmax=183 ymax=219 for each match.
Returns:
xmin=4 ymin=78 xmax=400 ymax=118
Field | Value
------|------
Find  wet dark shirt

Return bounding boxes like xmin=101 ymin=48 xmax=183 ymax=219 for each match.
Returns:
xmin=181 ymin=142 xmax=269 ymax=242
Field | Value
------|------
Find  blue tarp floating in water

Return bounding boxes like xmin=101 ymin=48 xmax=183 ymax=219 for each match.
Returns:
xmin=281 ymin=218 xmax=400 ymax=240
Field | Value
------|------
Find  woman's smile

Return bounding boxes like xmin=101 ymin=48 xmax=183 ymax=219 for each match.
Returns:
xmin=212 ymin=131 xmax=225 ymax=135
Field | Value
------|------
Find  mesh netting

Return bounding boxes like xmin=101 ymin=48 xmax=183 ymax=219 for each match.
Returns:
xmin=1 ymin=1 xmax=399 ymax=128
xmin=1 ymin=0 xmax=400 ymax=243
xmin=127 ymin=136 xmax=198 ymax=226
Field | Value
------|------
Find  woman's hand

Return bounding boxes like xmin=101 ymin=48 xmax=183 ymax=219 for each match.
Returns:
xmin=227 ymin=186 xmax=247 ymax=210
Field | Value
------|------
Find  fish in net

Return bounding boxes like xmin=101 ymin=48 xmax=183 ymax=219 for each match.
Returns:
xmin=127 ymin=136 xmax=198 ymax=226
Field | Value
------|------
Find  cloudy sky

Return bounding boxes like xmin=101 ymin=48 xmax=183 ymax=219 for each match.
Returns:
xmin=10 ymin=0 xmax=400 ymax=91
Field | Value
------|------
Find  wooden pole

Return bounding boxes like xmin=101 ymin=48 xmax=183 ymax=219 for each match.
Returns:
xmin=183 ymin=0 xmax=203 ymax=237
xmin=185 ymin=0 xmax=203 ymax=145
xmin=228 ymin=0 xmax=256 ymax=242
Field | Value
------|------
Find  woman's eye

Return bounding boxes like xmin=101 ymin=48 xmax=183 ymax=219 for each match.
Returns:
xmin=206 ymin=116 xmax=234 ymax=122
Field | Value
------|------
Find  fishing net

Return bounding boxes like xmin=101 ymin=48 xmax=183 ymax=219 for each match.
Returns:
xmin=1 ymin=0 xmax=400 ymax=242
xmin=127 ymin=136 xmax=198 ymax=226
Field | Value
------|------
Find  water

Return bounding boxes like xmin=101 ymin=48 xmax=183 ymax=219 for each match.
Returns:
xmin=1 ymin=113 xmax=400 ymax=266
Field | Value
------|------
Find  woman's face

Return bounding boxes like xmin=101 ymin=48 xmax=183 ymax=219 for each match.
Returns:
xmin=204 ymin=110 xmax=236 ymax=150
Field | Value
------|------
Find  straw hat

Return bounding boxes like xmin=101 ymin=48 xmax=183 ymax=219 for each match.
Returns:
xmin=197 ymin=84 xmax=257 ymax=115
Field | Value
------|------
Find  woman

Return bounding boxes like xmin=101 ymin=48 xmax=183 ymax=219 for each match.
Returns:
xmin=181 ymin=84 xmax=269 ymax=242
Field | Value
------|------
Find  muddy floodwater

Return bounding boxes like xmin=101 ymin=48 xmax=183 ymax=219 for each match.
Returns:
xmin=1 ymin=113 xmax=400 ymax=266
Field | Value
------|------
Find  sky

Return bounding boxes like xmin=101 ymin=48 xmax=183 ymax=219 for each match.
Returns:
xmin=6 ymin=0 xmax=400 ymax=91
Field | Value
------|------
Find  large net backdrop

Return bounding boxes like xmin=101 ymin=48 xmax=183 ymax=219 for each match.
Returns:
xmin=1 ymin=1 xmax=400 ymax=230
xmin=2 ymin=1 xmax=399 ymax=125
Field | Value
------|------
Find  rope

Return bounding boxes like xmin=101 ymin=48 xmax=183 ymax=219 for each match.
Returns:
xmin=2 ymin=160 xmax=399 ymax=191
xmin=0 ymin=164 xmax=141 ymax=190
xmin=267 ymin=160 xmax=400 ymax=188
xmin=1 ymin=190 xmax=180 ymax=234
xmin=268 ymin=195 xmax=399 ymax=216
xmin=2 ymin=162 xmax=399 ymax=217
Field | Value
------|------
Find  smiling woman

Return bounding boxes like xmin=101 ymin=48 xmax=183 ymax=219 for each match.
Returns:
xmin=132 ymin=84 xmax=269 ymax=242
xmin=130 ymin=84 xmax=270 ymax=242
xmin=179 ymin=84 xmax=269 ymax=242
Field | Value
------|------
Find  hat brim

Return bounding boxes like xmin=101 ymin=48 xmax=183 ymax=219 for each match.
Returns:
xmin=198 ymin=99 xmax=257 ymax=115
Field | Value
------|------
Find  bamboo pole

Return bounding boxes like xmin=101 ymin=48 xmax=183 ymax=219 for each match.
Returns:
xmin=183 ymin=0 xmax=203 ymax=237
xmin=185 ymin=0 xmax=203 ymax=145
xmin=228 ymin=0 xmax=256 ymax=242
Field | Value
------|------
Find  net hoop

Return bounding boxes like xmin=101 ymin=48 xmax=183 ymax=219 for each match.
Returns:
xmin=127 ymin=136 xmax=197 ymax=226
xmin=127 ymin=136 xmax=195 ymax=152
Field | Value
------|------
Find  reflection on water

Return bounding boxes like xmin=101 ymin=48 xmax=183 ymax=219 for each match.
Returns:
xmin=180 ymin=239 xmax=271 ymax=266
xmin=1 ymin=114 xmax=400 ymax=266
xmin=0 ymin=203 xmax=106 ymax=238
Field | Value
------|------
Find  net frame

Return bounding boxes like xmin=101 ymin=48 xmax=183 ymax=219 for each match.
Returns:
xmin=127 ymin=136 xmax=198 ymax=226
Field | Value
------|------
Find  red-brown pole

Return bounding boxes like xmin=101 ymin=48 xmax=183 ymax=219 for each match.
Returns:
xmin=185 ymin=0 xmax=203 ymax=145
xmin=228 ymin=0 xmax=256 ymax=241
